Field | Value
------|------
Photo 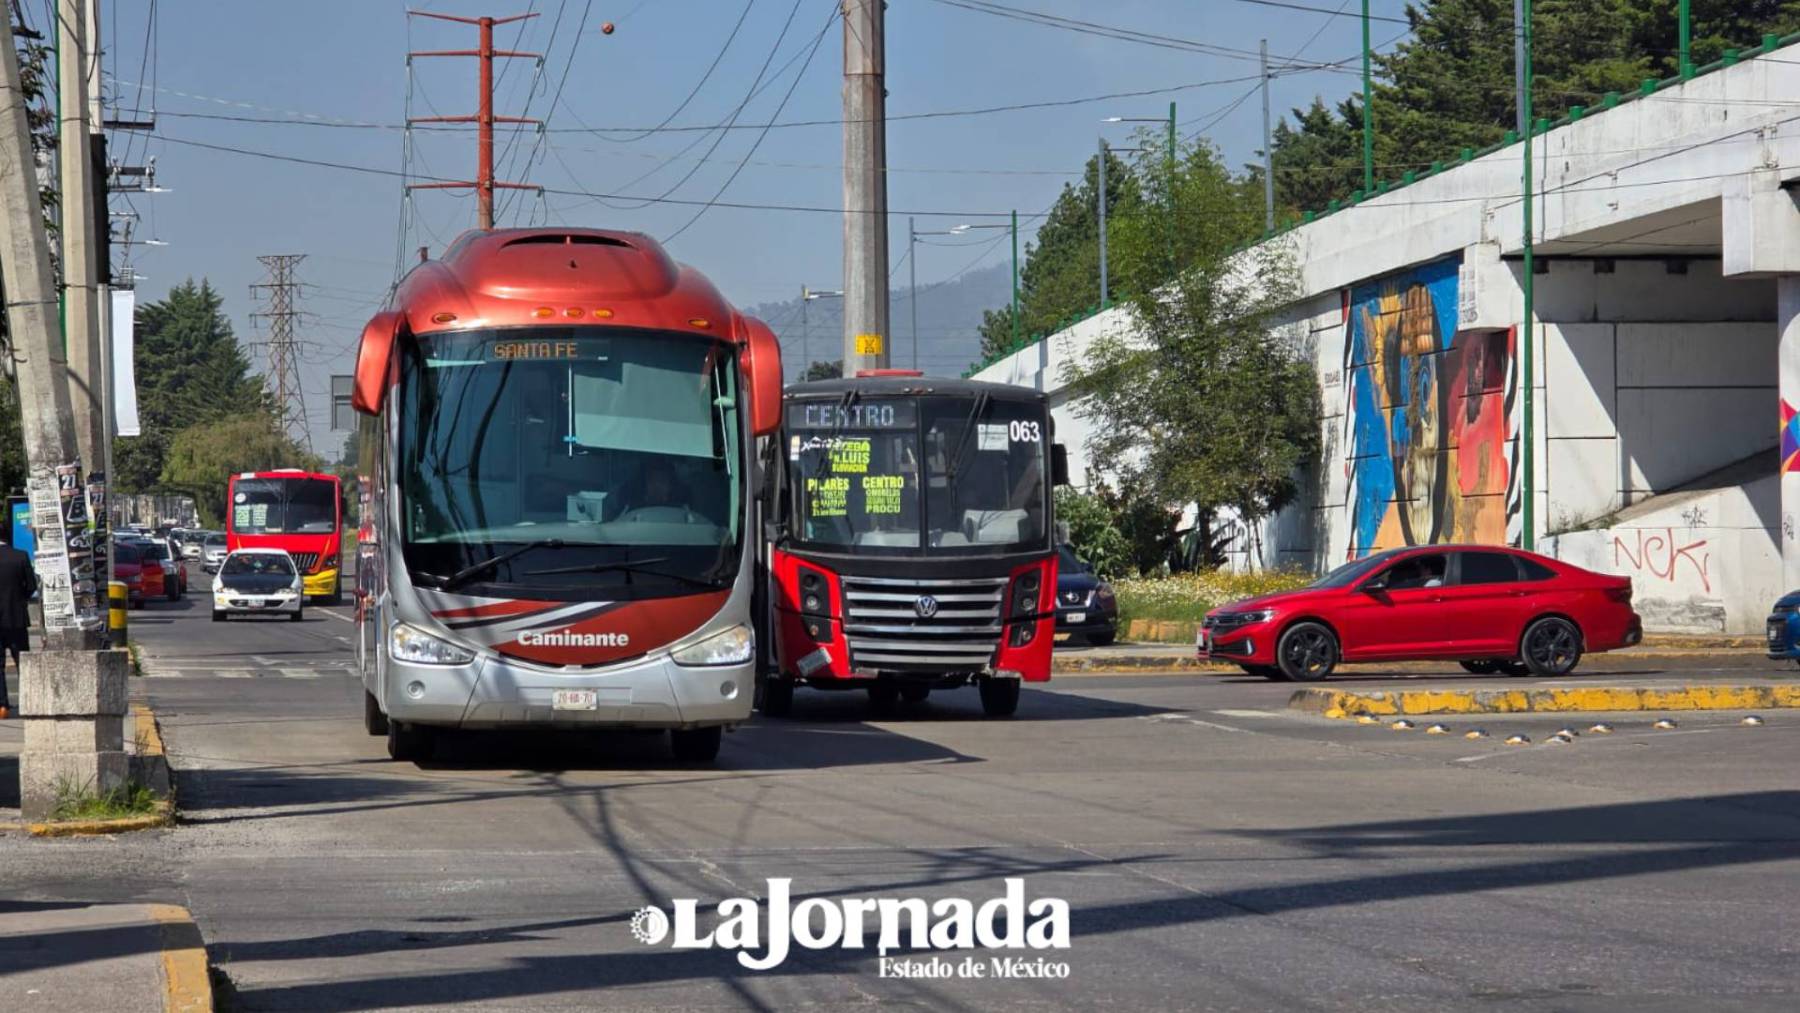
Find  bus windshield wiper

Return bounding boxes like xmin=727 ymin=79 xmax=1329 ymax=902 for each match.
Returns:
xmin=945 ymin=390 xmax=992 ymax=482
xmin=432 ymin=538 xmax=569 ymax=590
xmin=524 ymin=557 xmax=727 ymax=590
xmin=809 ymin=388 xmax=862 ymax=480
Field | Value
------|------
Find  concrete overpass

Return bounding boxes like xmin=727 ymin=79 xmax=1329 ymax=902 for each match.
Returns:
xmin=972 ymin=38 xmax=1800 ymax=634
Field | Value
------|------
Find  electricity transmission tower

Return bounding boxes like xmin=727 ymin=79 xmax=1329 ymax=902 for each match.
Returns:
xmin=250 ymin=254 xmax=312 ymax=453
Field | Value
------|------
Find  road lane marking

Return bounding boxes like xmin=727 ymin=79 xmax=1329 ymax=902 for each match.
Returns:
xmin=318 ymin=608 xmax=355 ymax=624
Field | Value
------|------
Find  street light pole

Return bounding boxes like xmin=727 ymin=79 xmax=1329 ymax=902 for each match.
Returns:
xmin=1261 ymin=38 xmax=1275 ymax=234
xmin=1097 ymin=137 xmax=1108 ymax=308
xmin=1011 ymin=209 xmax=1020 ymax=350
xmin=909 ymin=216 xmax=918 ymax=371
xmin=1520 ymin=0 xmax=1536 ymax=551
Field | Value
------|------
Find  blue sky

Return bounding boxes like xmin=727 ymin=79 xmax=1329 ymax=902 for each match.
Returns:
xmin=92 ymin=0 xmax=1409 ymax=449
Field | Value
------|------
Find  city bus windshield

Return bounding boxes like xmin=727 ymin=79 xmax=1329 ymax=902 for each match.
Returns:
xmin=397 ymin=327 xmax=742 ymax=597
xmin=785 ymin=394 xmax=1049 ymax=555
xmin=232 ymin=477 xmax=338 ymax=535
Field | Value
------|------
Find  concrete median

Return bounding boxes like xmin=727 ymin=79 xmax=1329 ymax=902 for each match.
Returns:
xmin=1290 ymin=682 xmax=1800 ymax=719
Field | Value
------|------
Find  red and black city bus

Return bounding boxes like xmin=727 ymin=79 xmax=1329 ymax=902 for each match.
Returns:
xmin=761 ymin=372 xmax=1066 ymax=717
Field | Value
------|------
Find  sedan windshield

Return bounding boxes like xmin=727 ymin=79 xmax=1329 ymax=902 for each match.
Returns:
xmin=398 ymin=327 xmax=742 ymax=598
xmin=1310 ymin=550 xmax=1401 ymax=589
xmin=223 ymin=554 xmax=295 ymax=577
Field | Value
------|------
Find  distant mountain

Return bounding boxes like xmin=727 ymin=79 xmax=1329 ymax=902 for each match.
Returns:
xmin=746 ymin=262 xmax=1011 ymax=381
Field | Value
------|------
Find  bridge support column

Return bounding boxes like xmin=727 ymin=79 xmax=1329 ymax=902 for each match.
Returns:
xmin=1780 ymin=278 xmax=1800 ymax=590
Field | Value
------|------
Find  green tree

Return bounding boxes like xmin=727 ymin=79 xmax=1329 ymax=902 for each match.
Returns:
xmin=1269 ymin=0 xmax=1800 ymax=212
xmin=1053 ymin=486 xmax=1132 ymax=579
xmin=801 ymin=359 xmax=843 ymax=381
xmin=977 ymin=148 xmax=1143 ymax=364
xmin=114 ymin=280 xmax=272 ymax=492
xmin=159 ymin=414 xmax=319 ymax=528
xmin=1064 ymin=140 xmax=1319 ymax=568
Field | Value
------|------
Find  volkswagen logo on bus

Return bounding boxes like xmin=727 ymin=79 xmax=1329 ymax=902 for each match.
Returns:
xmin=914 ymin=595 xmax=940 ymax=619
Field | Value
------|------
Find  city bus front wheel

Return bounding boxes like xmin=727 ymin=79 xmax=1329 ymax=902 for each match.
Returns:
xmin=979 ymin=678 xmax=1020 ymax=718
xmin=758 ymin=675 xmax=795 ymax=718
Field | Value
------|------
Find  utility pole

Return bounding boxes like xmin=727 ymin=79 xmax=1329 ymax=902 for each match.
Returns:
xmin=406 ymin=10 xmax=541 ymax=231
xmin=4 ymin=17 xmax=127 ymax=818
xmin=1519 ymin=0 xmax=1536 ymax=551
xmin=908 ymin=216 xmax=918 ymax=371
xmin=1678 ymin=0 xmax=1691 ymax=78
xmin=251 ymin=255 xmax=312 ymax=454
xmin=86 ymin=0 xmax=112 ymax=574
xmin=58 ymin=0 xmax=103 ymax=480
xmin=1097 ymin=137 xmax=1108 ymax=308
xmin=841 ymin=0 xmax=889 ymax=375
xmin=1261 ymin=38 xmax=1275 ymax=234
xmin=1361 ymin=0 xmax=1373 ymax=193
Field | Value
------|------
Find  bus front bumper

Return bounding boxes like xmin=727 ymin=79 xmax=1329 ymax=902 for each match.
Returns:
xmin=384 ymin=651 xmax=755 ymax=731
xmin=302 ymin=567 xmax=339 ymax=598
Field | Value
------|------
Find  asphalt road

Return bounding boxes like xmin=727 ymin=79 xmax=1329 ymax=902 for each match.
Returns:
xmin=4 ymin=586 xmax=1799 ymax=1011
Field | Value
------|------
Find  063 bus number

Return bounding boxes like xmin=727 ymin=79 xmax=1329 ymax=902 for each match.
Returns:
xmin=1009 ymin=420 xmax=1042 ymax=443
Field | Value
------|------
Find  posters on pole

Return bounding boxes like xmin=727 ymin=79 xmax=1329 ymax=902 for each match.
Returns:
xmin=86 ymin=470 xmax=109 ymax=599
xmin=27 ymin=474 xmax=78 ymax=632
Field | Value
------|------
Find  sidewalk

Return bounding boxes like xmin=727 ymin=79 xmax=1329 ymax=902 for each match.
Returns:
xmin=0 ymin=902 xmax=210 ymax=1012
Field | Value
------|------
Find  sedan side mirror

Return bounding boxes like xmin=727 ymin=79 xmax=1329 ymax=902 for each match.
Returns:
xmin=1360 ymin=575 xmax=1388 ymax=594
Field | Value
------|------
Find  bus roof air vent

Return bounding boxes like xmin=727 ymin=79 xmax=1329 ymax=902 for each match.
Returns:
xmin=499 ymin=233 xmax=635 ymax=250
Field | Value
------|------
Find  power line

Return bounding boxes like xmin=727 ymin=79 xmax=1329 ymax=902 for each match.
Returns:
xmin=921 ymin=0 xmax=1378 ymax=68
xmin=152 ymin=132 xmax=1050 ymax=218
xmin=1224 ymin=0 xmax=1411 ymax=26
xmin=660 ymin=0 xmax=835 ymax=242
xmin=598 ymin=0 xmax=758 ymax=143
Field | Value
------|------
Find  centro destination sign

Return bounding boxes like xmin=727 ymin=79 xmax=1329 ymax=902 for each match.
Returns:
xmin=787 ymin=400 xmax=918 ymax=430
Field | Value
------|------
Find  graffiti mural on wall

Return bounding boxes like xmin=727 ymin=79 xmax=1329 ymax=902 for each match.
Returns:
xmin=1782 ymin=399 xmax=1800 ymax=473
xmin=1341 ymin=256 xmax=1520 ymax=557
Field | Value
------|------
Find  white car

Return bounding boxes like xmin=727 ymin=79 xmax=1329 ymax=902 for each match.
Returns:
xmin=202 ymin=534 xmax=229 ymax=573
xmin=212 ymin=548 xmax=305 ymax=622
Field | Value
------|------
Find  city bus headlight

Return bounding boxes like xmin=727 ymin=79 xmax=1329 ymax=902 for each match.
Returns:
xmin=389 ymin=622 xmax=476 ymax=666
xmin=672 ymin=624 xmax=754 ymax=667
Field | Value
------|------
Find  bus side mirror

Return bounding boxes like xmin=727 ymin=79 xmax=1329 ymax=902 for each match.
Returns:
xmin=740 ymin=315 xmax=784 ymax=437
xmin=353 ymin=310 xmax=403 ymax=416
xmin=1051 ymin=443 xmax=1070 ymax=486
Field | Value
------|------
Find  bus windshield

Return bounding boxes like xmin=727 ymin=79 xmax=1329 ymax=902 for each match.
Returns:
xmin=397 ymin=327 xmax=742 ymax=596
xmin=786 ymin=394 xmax=1049 ymax=555
xmin=233 ymin=477 xmax=338 ymax=535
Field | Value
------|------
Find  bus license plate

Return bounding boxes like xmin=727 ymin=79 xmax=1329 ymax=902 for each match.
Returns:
xmin=553 ymin=690 xmax=598 ymax=711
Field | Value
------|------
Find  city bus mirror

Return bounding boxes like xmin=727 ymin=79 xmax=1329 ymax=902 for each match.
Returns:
xmin=353 ymin=311 xmax=403 ymax=415
xmin=1051 ymin=444 xmax=1071 ymax=486
xmin=740 ymin=316 xmax=784 ymax=437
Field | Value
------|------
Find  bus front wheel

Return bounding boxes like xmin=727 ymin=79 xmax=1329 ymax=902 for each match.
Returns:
xmin=363 ymin=690 xmax=388 ymax=736
xmin=670 ymin=726 xmax=722 ymax=763
xmin=979 ymin=678 xmax=1020 ymax=718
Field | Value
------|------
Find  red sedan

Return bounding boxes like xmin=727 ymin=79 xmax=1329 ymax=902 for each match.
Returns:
xmin=1198 ymin=546 xmax=1642 ymax=681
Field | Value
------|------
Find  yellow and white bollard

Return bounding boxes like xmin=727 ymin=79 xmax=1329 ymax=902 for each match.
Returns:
xmin=108 ymin=580 xmax=128 ymax=646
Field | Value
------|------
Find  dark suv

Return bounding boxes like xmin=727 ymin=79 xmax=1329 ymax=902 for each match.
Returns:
xmin=1054 ymin=545 xmax=1118 ymax=646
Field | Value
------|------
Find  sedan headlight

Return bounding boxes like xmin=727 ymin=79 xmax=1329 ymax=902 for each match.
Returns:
xmin=1233 ymin=609 xmax=1276 ymax=624
xmin=388 ymin=622 xmax=476 ymax=666
xmin=671 ymin=624 xmax=754 ymax=667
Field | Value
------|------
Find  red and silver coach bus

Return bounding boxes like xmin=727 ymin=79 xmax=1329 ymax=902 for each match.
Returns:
xmin=350 ymin=228 xmax=781 ymax=762
xmin=760 ymin=372 xmax=1065 ymax=718
xmin=226 ymin=469 xmax=345 ymax=603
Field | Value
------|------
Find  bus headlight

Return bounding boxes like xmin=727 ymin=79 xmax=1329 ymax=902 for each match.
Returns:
xmin=388 ymin=622 xmax=476 ymax=666
xmin=672 ymin=624 xmax=754 ymax=667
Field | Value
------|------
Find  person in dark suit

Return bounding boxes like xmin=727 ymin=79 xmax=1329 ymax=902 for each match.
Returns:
xmin=0 ymin=540 xmax=37 ymax=717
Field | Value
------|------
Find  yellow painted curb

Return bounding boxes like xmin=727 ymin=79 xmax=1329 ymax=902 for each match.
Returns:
xmin=1294 ymin=684 xmax=1800 ymax=718
xmin=133 ymin=701 xmax=168 ymax=757
xmin=27 ymin=799 xmax=175 ymax=837
xmin=148 ymin=903 xmax=214 ymax=1013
